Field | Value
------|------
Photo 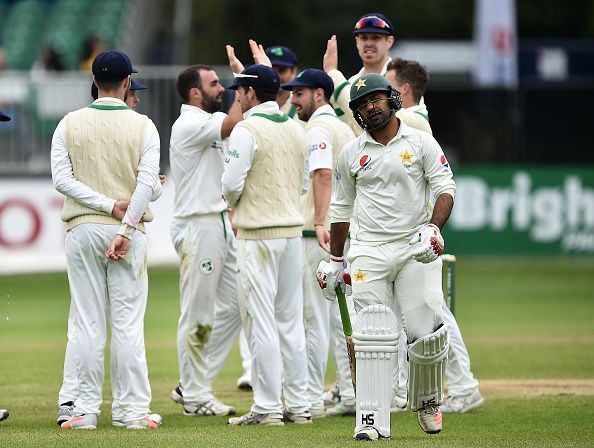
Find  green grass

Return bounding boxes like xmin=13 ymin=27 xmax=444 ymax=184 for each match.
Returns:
xmin=1 ymin=258 xmax=594 ymax=447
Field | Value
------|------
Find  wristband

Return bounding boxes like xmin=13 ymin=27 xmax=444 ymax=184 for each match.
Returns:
xmin=330 ymin=255 xmax=345 ymax=270
xmin=117 ymin=224 xmax=135 ymax=240
xmin=314 ymin=223 xmax=325 ymax=227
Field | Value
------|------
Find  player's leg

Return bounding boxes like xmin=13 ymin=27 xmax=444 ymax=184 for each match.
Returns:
xmin=348 ymin=243 xmax=398 ymax=440
xmin=107 ymin=228 xmax=157 ymax=428
xmin=395 ymin=253 xmax=447 ymax=434
xmin=441 ymin=305 xmax=484 ymax=413
xmin=228 ymin=239 xmax=284 ymax=426
xmin=61 ymin=224 xmax=109 ymax=429
xmin=302 ymin=238 xmax=330 ymax=417
xmin=57 ymin=302 xmax=78 ymax=425
xmin=237 ymin=330 xmax=252 ymax=390
xmin=278 ymin=237 xmax=311 ymax=424
xmin=172 ymin=218 xmax=228 ymax=414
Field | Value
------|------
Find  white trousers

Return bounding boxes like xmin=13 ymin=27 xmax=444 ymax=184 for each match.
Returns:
xmin=65 ymin=223 xmax=151 ymax=421
xmin=348 ymin=240 xmax=444 ymax=344
xmin=302 ymin=237 xmax=331 ymax=410
xmin=171 ymin=213 xmax=238 ymax=404
xmin=237 ymin=237 xmax=309 ymax=414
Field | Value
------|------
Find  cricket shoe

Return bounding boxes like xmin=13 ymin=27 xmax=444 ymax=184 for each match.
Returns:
xmin=56 ymin=401 xmax=74 ymax=426
xmin=236 ymin=372 xmax=252 ymax=391
xmin=283 ymin=409 xmax=313 ymax=424
xmin=322 ymin=383 xmax=341 ymax=408
xmin=228 ymin=411 xmax=284 ymax=426
xmin=354 ymin=426 xmax=382 ymax=441
xmin=440 ymin=389 xmax=485 ymax=413
xmin=0 ymin=409 xmax=8 ymax=422
xmin=417 ymin=403 xmax=442 ymax=434
xmin=184 ymin=398 xmax=236 ymax=416
xmin=113 ymin=413 xmax=163 ymax=427
xmin=124 ymin=414 xmax=161 ymax=430
xmin=61 ymin=413 xmax=97 ymax=429
xmin=390 ymin=394 xmax=407 ymax=413
xmin=321 ymin=403 xmax=356 ymax=417
xmin=170 ymin=383 xmax=184 ymax=405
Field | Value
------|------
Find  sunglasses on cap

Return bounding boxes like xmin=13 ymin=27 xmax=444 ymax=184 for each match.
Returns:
xmin=354 ymin=16 xmax=391 ymax=31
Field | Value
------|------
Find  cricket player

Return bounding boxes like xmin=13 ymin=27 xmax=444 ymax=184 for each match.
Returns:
xmin=324 ymin=13 xmax=396 ymax=135
xmin=57 ymin=78 xmax=164 ymax=427
xmin=168 ymin=62 xmax=243 ymax=416
xmin=265 ymin=45 xmax=302 ymax=120
xmin=317 ymin=74 xmax=455 ymax=440
xmin=223 ymin=64 xmax=310 ymax=426
xmin=386 ymin=58 xmax=485 ymax=413
xmin=51 ymin=50 xmax=161 ymax=430
xmin=281 ymin=69 xmax=356 ymax=417
xmin=0 ymin=110 xmax=9 ymax=424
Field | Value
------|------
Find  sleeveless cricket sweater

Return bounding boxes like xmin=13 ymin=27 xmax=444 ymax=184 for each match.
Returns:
xmin=61 ymin=103 xmax=152 ymax=231
xmin=232 ymin=113 xmax=307 ymax=240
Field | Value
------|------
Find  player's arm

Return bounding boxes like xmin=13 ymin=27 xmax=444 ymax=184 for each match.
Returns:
xmin=307 ymin=125 xmax=334 ymax=252
xmin=329 ymin=145 xmax=356 ymax=257
xmin=51 ymin=117 xmax=125 ymax=219
xmin=221 ymin=91 xmax=243 ymax=139
xmin=221 ymin=126 xmax=257 ymax=207
xmin=108 ymin=120 xmax=161 ymax=259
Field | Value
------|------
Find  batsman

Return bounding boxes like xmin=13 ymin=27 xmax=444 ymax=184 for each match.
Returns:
xmin=316 ymin=74 xmax=456 ymax=441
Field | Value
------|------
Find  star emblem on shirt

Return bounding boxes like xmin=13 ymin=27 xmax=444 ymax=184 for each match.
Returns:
xmin=399 ymin=149 xmax=413 ymax=165
xmin=354 ymin=269 xmax=367 ymax=282
xmin=354 ymin=78 xmax=367 ymax=91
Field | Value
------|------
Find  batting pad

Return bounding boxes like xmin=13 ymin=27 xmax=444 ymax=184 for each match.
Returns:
xmin=408 ymin=324 xmax=449 ymax=412
xmin=353 ymin=305 xmax=399 ymax=438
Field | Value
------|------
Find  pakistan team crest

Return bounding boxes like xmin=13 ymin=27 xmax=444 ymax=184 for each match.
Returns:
xmin=200 ymin=259 xmax=214 ymax=274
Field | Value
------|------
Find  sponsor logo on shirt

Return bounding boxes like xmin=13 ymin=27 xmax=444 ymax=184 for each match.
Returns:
xmin=441 ymin=154 xmax=450 ymax=169
xmin=211 ymin=141 xmax=224 ymax=154
xmin=228 ymin=149 xmax=240 ymax=159
xmin=359 ymin=154 xmax=372 ymax=171
xmin=354 ymin=269 xmax=368 ymax=282
xmin=309 ymin=141 xmax=327 ymax=154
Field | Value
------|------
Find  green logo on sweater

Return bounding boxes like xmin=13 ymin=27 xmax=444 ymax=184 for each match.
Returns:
xmin=228 ymin=149 xmax=240 ymax=159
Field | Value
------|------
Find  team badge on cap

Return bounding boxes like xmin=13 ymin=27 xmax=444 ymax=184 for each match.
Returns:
xmin=355 ymin=78 xmax=367 ymax=91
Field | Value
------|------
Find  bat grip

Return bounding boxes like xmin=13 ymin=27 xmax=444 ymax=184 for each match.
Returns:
xmin=335 ymin=286 xmax=352 ymax=336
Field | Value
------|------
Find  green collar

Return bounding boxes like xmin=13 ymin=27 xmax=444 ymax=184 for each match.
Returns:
xmin=414 ymin=111 xmax=429 ymax=122
xmin=88 ymin=104 xmax=129 ymax=111
xmin=252 ymin=112 xmax=289 ymax=122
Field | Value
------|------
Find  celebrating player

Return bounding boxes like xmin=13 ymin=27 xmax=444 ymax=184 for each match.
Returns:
xmin=168 ymin=62 xmax=242 ymax=416
xmin=317 ymin=74 xmax=455 ymax=440
xmin=51 ymin=50 xmax=161 ymax=430
xmin=223 ymin=64 xmax=310 ymax=426
xmin=281 ymin=69 xmax=356 ymax=417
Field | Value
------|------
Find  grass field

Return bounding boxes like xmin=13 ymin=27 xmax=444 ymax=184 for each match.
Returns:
xmin=1 ymin=257 xmax=593 ymax=447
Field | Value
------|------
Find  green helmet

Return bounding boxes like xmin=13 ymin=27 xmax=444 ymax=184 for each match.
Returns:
xmin=348 ymin=73 xmax=402 ymax=131
xmin=348 ymin=73 xmax=393 ymax=110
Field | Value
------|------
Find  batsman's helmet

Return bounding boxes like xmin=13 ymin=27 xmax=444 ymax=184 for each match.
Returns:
xmin=348 ymin=73 xmax=402 ymax=131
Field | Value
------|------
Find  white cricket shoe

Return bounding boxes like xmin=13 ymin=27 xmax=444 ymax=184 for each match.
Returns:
xmin=170 ymin=384 xmax=184 ymax=405
xmin=354 ymin=426 xmax=380 ymax=441
xmin=440 ymin=389 xmax=485 ymax=413
xmin=124 ymin=415 xmax=160 ymax=430
xmin=236 ymin=372 xmax=252 ymax=391
xmin=0 ymin=409 xmax=9 ymax=422
xmin=228 ymin=411 xmax=284 ymax=426
xmin=184 ymin=398 xmax=236 ymax=416
xmin=56 ymin=401 xmax=74 ymax=426
xmin=417 ymin=403 xmax=442 ymax=434
xmin=113 ymin=413 xmax=163 ymax=427
xmin=390 ymin=394 xmax=407 ymax=413
xmin=283 ymin=409 xmax=313 ymax=424
xmin=321 ymin=403 xmax=356 ymax=417
xmin=322 ymin=383 xmax=341 ymax=408
xmin=60 ymin=413 xmax=97 ymax=429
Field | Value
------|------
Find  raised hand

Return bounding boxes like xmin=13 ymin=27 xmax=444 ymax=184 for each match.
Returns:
xmin=226 ymin=45 xmax=244 ymax=73
xmin=249 ymin=39 xmax=272 ymax=67
xmin=323 ymin=35 xmax=338 ymax=73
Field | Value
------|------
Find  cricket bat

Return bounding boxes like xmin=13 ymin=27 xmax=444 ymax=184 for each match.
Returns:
xmin=335 ymin=285 xmax=356 ymax=394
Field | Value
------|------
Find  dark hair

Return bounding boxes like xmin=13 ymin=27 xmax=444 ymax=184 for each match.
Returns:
xmin=96 ymin=79 xmax=125 ymax=93
xmin=387 ymin=58 xmax=429 ymax=104
xmin=239 ymin=85 xmax=277 ymax=103
xmin=176 ymin=64 xmax=215 ymax=102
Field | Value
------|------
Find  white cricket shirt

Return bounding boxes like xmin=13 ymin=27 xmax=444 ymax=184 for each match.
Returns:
xmin=169 ymin=104 xmax=227 ymax=218
xmin=331 ymin=121 xmax=456 ymax=244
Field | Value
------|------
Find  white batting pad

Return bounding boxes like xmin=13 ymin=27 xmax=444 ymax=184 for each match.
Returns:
xmin=408 ymin=324 xmax=449 ymax=411
xmin=353 ymin=304 xmax=399 ymax=438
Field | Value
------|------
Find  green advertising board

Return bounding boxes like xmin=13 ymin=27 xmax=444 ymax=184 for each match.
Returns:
xmin=444 ymin=166 xmax=594 ymax=255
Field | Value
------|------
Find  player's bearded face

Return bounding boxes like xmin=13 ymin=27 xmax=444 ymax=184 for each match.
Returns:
xmin=200 ymin=88 xmax=223 ymax=113
xmin=291 ymin=87 xmax=316 ymax=121
xmin=357 ymin=93 xmax=393 ymax=130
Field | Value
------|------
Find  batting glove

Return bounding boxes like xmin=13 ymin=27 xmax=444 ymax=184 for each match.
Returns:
xmin=408 ymin=224 xmax=445 ymax=263
xmin=316 ymin=257 xmax=352 ymax=301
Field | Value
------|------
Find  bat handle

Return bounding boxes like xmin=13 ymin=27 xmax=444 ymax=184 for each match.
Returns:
xmin=335 ymin=286 xmax=352 ymax=336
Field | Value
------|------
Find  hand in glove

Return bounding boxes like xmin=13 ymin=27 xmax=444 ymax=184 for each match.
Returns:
xmin=408 ymin=224 xmax=444 ymax=263
xmin=316 ymin=256 xmax=352 ymax=301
